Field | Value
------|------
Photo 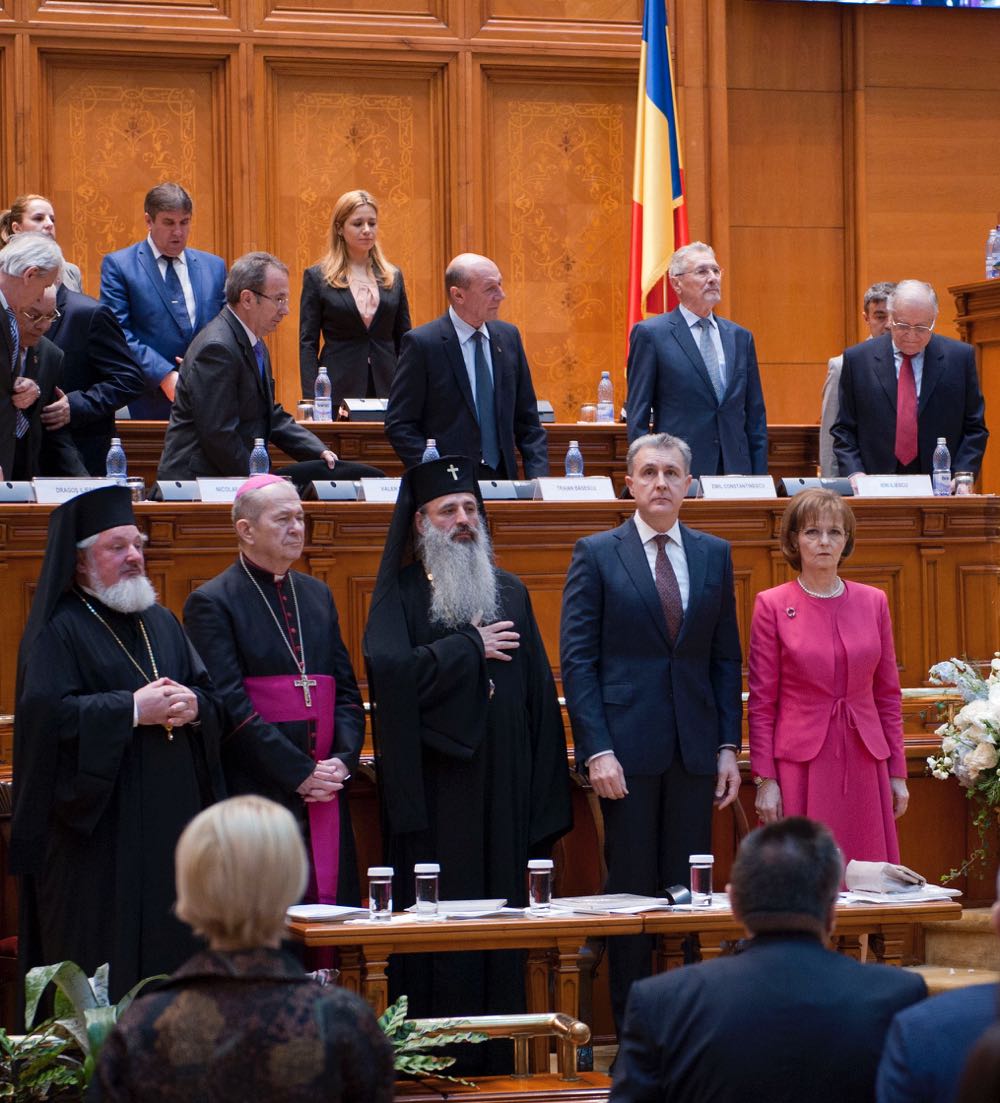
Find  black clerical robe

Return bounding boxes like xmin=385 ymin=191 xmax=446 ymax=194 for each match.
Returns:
xmin=371 ymin=565 xmax=572 ymax=1031
xmin=183 ymin=559 xmax=365 ymax=905
xmin=12 ymin=595 xmax=224 ymax=1002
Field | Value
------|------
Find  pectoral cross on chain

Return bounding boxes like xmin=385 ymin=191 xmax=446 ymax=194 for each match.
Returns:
xmin=294 ymin=673 xmax=317 ymax=708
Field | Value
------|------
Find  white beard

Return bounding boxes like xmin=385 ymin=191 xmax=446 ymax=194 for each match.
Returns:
xmin=85 ymin=574 xmax=158 ymax=614
xmin=417 ymin=522 xmax=500 ymax=629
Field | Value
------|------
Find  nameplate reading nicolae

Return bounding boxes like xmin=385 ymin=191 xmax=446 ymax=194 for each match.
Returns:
xmin=533 ymin=477 xmax=616 ymax=502
xmin=196 ymin=478 xmax=248 ymax=503
xmin=32 ymin=477 xmax=116 ymax=504
xmin=853 ymin=474 xmax=933 ymax=498
xmin=699 ymin=475 xmax=777 ymax=500
xmin=358 ymin=478 xmax=402 ymax=502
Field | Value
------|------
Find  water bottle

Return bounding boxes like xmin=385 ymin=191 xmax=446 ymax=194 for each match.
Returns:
xmin=249 ymin=438 xmax=270 ymax=476
xmin=564 ymin=440 xmax=584 ymax=477
xmin=105 ymin=437 xmax=127 ymax=480
xmin=596 ymin=371 xmax=615 ymax=423
xmin=421 ymin=439 xmax=440 ymax=463
xmin=313 ymin=366 xmax=333 ymax=421
xmin=932 ymin=437 xmax=952 ymax=496
xmin=987 ymin=226 xmax=1000 ymax=280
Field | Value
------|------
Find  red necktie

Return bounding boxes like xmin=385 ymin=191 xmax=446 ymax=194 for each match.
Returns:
xmin=894 ymin=354 xmax=918 ymax=467
xmin=654 ymin=534 xmax=683 ymax=643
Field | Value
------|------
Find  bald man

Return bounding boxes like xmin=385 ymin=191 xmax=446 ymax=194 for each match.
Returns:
xmin=385 ymin=253 xmax=549 ymax=478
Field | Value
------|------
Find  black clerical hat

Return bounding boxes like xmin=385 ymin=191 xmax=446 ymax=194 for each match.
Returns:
xmin=18 ymin=486 xmax=138 ymax=690
xmin=409 ymin=456 xmax=478 ymax=508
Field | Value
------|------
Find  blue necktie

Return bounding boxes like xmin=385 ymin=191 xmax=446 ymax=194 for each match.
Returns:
xmin=253 ymin=341 xmax=266 ymax=383
xmin=6 ymin=309 xmax=28 ymax=440
xmin=162 ymin=256 xmax=193 ymax=337
xmin=473 ymin=331 xmax=500 ymax=471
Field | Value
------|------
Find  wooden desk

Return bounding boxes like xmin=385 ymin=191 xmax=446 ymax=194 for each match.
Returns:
xmin=644 ymin=898 xmax=963 ymax=970
xmin=288 ymin=898 xmax=961 ymax=1070
xmin=116 ymin=420 xmax=820 ymax=492
xmin=288 ymin=910 xmax=644 ymax=1074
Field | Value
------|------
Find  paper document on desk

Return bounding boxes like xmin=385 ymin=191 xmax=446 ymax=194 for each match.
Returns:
xmin=550 ymin=893 xmax=677 ymax=914
xmin=286 ymin=904 xmax=369 ymax=922
xmin=839 ymin=886 xmax=962 ymax=906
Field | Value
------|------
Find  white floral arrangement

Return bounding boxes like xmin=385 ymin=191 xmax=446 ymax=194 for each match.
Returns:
xmin=927 ymin=655 xmax=1000 ymax=879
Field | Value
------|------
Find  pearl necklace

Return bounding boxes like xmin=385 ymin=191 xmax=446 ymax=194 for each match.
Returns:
xmin=797 ymin=576 xmax=845 ymax=599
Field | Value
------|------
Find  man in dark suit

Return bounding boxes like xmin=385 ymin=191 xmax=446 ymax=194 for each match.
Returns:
xmin=833 ymin=279 xmax=988 ymax=479
xmin=0 ymin=232 xmax=65 ymax=480
xmin=560 ymin=431 xmax=743 ymax=1033
xmin=158 ymin=252 xmax=341 ymax=483
xmin=9 ymin=285 xmax=87 ymax=479
xmin=38 ymin=283 xmax=145 ymax=476
xmin=612 ymin=818 xmax=928 ymax=1103
xmin=625 ymin=242 xmax=768 ymax=477
xmin=876 ymin=869 xmax=1000 ymax=1103
xmin=100 ymin=182 xmax=226 ymax=420
xmin=385 ymin=252 xmax=549 ymax=478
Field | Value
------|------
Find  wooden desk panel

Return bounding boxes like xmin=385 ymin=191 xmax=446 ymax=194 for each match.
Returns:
xmin=116 ymin=421 xmax=820 ymax=493
xmin=0 ymin=497 xmax=996 ymax=717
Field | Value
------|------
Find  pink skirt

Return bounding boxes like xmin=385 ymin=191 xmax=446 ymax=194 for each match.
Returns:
xmin=776 ymin=718 xmax=900 ymax=865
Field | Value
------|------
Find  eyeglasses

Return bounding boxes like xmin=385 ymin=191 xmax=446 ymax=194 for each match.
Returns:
xmin=253 ymin=291 xmax=290 ymax=308
xmin=679 ymin=265 xmax=723 ymax=280
xmin=890 ymin=321 xmax=934 ymax=336
xmin=20 ymin=307 xmax=61 ymax=324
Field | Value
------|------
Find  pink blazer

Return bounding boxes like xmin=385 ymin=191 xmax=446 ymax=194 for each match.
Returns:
xmin=747 ymin=580 xmax=905 ymax=779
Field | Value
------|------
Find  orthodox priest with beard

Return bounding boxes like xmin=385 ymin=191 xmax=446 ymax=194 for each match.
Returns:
xmin=12 ymin=486 xmax=224 ymax=1001
xmin=363 ymin=456 xmax=571 ymax=1060
xmin=183 ymin=474 xmax=364 ymax=908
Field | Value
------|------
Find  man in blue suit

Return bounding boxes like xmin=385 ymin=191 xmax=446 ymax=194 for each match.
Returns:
xmin=385 ymin=253 xmax=549 ymax=478
xmin=876 ymin=870 xmax=1000 ymax=1103
xmin=100 ymin=182 xmax=226 ymax=420
xmin=625 ymin=242 xmax=768 ymax=477
xmin=560 ymin=431 xmax=743 ymax=1032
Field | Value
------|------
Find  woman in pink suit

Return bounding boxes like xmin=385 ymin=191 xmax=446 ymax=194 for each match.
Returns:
xmin=748 ymin=489 xmax=909 ymax=863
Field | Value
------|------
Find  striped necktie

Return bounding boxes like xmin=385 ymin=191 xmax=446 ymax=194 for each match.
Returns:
xmin=6 ymin=309 xmax=28 ymax=439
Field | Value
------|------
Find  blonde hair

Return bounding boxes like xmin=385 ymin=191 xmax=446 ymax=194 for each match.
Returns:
xmin=175 ymin=796 xmax=308 ymax=950
xmin=318 ymin=189 xmax=397 ymax=291
xmin=0 ymin=194 xmax=50 ymax=246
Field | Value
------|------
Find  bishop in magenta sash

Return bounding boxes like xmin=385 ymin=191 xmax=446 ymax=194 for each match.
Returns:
xmin=184 ymin=476 xmax=365 ymax=906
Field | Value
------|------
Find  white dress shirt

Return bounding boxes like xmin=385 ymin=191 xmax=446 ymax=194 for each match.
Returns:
xmin=632 ymin=512 xmax=690 ymax=612
xmin=449 ymin=306 xmax=494 ymax=402
xmin=892 ymin=344 xmax=925 ymax=397
xmin=148 ymin=235 xmax=196 ymax=327
xmin=678 ymin=303 xmax=726 ymax=390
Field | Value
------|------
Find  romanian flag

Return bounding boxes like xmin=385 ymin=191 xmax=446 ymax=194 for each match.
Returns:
xmin=627 ymin=0 xmax=689 ymax=332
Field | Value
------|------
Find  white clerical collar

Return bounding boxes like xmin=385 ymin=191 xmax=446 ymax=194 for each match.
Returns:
xmin=449 ymin=305 xmax=488 ymax=345
xmin=633 ymin=512 xmax=683 ymax=548
xmin=242 ymin=553 xmax=287 ymax=586
xmin=146 ymin=235 xmax=188 ymax=267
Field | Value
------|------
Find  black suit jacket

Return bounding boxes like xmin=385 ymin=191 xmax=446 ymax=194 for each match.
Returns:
xmin=41 ymin=284 xmax=145 ymax=476
xmin=612 ymin=931 xmax=927 ymax=1103
xmin=14 ymin=338 xmax=88 ymax=479
xmin=385 ymin=312 xmax=549 ymax=477
xmin=158 ymin=309 xmax=328 ymax=480
xmin=0 ymin=293 xmax=15 ymax=479
xmin=298 ymin=265 xmax=411 ymax=403
xmin=625 ymin=307 xmax=768 ymax=477
xmin=832 ymin=332 xmax=989 ymax=476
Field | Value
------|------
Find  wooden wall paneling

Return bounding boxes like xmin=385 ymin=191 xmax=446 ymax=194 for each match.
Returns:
xmin=478 ymin=58 xmax=637 ymax=421
xmin=485 ymin=1 xmax=642 ymax=22
xmin=957 ymin=565 xmax=1000 ymax=667
xmin=705 ymin=0 xmax=728 ymax=256
xmin=727 ymin=227 xmax=843 ymax=425
xmin=261 ymin=50 xmax=453 ymax=412
xmin=38 ymin=42 xmax=235 ymax=295
xmin=26 ymin=0 xmax=237 ymax=32
xmin=952 ymin=279 xmax=1000 ymax=494
xmin=255 ymin=0 xmax=454 ymax=37
xmin=726 ymin=0 xmax=842 ymax=92
xmin=0 ymin=39 xmax=10 ymax=200
xmin=672 ymin=0 xmax=711 ymax=242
